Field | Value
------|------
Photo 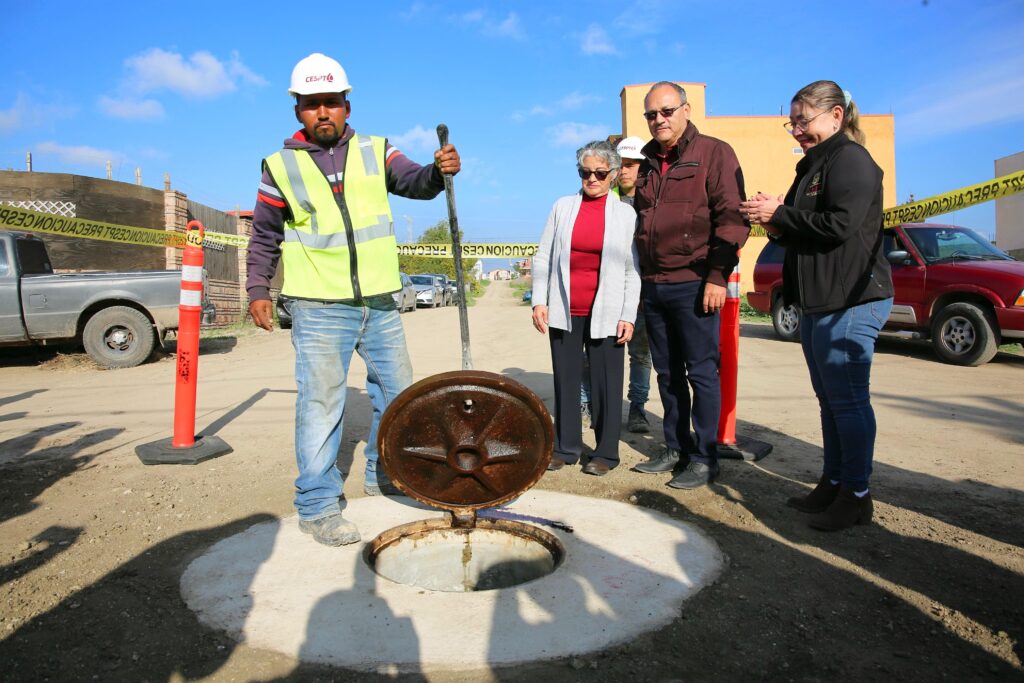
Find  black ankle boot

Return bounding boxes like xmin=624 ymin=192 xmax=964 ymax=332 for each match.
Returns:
xmin=786 ymin=475 xmax=840 ymax=513
xmin=809 ymin=487 xmax=872 ymax=531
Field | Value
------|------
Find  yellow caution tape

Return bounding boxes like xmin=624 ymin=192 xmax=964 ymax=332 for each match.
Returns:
xmin=0 ymin=204 xmax=248 ymax=249
xmin=397 ymin=243 xmax=538 ymax=258
xmin=6 ymin=168 xmax=1023 ymax=253
xmin=882 ymin=169 xmax=1024 ymax=228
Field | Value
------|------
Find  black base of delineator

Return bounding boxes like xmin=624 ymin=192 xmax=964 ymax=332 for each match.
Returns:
xmin=717 ymin=435 xmax=773 ymax=462
xmin=135 ymin=435 xmax=233 ymax=465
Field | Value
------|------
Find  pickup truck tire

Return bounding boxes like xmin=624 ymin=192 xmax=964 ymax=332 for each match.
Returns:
xmin=82 ymin=306 xmax=156 ymax=369
xmin=930 ymin=302 xmax=999 ymax=367
xmin=772 ymin=297 xmax=801 ymax=343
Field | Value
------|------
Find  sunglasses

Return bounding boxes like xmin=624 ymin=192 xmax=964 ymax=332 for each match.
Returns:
xmin=578 ymin=168 xmax=612 ymax=180
xmin=643 ymin=105 xmax=682 ymax=122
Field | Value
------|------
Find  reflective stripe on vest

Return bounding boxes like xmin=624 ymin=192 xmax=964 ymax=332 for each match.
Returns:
xmin=264 ymin=135 xmax=401 ymax=300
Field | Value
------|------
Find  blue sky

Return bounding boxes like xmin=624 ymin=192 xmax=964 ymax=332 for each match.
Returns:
xmin=3 ymin=0 xmax=1022 ymax=271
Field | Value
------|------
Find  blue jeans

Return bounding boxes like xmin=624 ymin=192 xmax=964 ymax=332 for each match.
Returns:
xmin=290 ymin=296 xmax=412 ymax=520
xmin=580 ymin=315 xmax=651 ymax=408
xmin=627 ymin=313 xmax=651 ymax=407
xmin=800 ymin=298 xmax=893 ymax=491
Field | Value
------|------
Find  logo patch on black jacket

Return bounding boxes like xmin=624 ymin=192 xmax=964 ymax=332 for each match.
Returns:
xmin=806 ymin=172 xmax=822 ymax=197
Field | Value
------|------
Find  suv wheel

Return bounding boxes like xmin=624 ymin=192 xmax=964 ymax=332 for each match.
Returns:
xmin=930 ymin=302 xmax=998 ymax=366
xmin=771 ymin=297 xmax=801 ymax=342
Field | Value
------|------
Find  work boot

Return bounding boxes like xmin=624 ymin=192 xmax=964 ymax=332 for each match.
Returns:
xmin=809 ymin=488 xmax=873 ymax=531
xmin=667 ymin=461 xmax=720 ymax=489
xmin=581 ymin=402 xmax=592 ymax=431
xmin=298 ymin=513 xmax=360 ymax=546
xmin=632 ymin=447 xmax=680 ymax=473
xmin=786 ymin=474 xmax=840 ymax=513
xmin=627 ymin=404 xmax=650 ymax=433
xmin=363 ymin=471 xmax=402 ymax=497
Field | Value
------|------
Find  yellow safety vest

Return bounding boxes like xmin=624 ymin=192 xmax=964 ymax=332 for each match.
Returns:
xmin=263 ymin=135 xmax=400 ymax=300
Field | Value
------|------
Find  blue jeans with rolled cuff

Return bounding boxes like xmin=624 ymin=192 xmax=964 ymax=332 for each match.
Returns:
xmin=800 ymin=297 xmax=893 ymax=492
xmin=290 ymin=296 xmax=412 ymax=520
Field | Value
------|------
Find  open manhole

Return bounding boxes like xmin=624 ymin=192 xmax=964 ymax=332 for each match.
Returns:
xmin=368 ymin=370 xmax=558 ymax=593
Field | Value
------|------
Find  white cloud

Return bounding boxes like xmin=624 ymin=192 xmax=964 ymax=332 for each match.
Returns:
xmin=580 ymin=24 xmax=616 ymax=55
xmin=35 ymin=141 xmax=124 ymax=167
xmin=0 ymin=93 xmax=30 ymax=133
xmin=121 ymin=48 xmax=265 ymax=98
xmin=559 ymin=92 xmax=602 ymax=111
xmin=511 ymin=93 xmax=601 ymax=122
xmin=454 ymin=9 xmax=525 ymax=40
xmin=546 ymin=122 xmax=611 ymax=147
xmin=488 ymin=12 xmax=524 ymax=40
xmin=97 ymin=95 xmax=165 ymax=120
xmin=897 ymin=49 xmax=1024 ymax=142
xmin=400 ymin=1 xmax=427 ymax=20
xmin=389 ymin=124 xmax=437 ymax=152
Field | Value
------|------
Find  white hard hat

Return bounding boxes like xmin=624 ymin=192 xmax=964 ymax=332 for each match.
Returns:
xmin=616 ymin=136 xmax=646 ymax=160
xmin=288 ymin=53 xmax=352 ymax=96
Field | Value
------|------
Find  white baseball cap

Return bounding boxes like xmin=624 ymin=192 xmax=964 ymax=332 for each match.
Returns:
xmin=616 ymin=136 xmax=646 ymax=160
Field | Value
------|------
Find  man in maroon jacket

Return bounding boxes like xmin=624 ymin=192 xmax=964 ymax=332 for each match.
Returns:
xmin=631 ymin=81 xmax=749 ymax=489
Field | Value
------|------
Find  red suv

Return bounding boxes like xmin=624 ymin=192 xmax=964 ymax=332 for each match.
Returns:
xmin=747 ymin=223 xmax=1024 ymax=366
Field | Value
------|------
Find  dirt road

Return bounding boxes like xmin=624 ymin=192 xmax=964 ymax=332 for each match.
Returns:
xmin=1 ymin=281 xmax=1022 ymax=681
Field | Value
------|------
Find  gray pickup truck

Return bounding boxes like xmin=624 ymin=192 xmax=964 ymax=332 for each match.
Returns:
xmin=0 ymin=231 xmax=206 ymax=368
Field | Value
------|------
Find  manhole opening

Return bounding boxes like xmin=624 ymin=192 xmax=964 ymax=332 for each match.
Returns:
xmin=367 ymin=519 xmax=565 ymax=593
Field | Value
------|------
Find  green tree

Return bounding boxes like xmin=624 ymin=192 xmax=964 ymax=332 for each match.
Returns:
xmin=399 ymin=219 xmax=478 ymax=284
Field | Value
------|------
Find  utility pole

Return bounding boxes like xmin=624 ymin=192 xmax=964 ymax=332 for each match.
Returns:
xmin=106 ymin=161 xmax=112 ymax=180
xmin=26 ymin=151 xmax=32 ymax=172
xmin=135 ymin=167 xmax=141 ymax=186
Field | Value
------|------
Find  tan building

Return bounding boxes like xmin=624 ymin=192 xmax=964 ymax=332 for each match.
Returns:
xmin=619 ymin=82 xmax=897 ymax=292
xmin=995 ymin=151 xmax=1024 ymax=259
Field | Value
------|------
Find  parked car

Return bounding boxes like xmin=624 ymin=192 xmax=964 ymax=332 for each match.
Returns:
xmin=0 ymin=231 xmax=212 ymax=368
xmin=409 ymin=274 xmax=445 ymax=308
xmin=393 ymin=272 xmax=417 ymax=313
xmin=276 ymin=295 xmax=293 ymax=329
xmin=424 ymin=273 xmax=457 ymax=305
xmin=748 ymin=223 xmax=1024 ymax=366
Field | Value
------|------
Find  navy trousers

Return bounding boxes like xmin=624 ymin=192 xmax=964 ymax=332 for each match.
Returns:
xmin=642 ymin=280 xmax=721 ymax=465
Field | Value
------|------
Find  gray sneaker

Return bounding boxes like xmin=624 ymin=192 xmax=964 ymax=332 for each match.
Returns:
xmin=581 ymin=402 xmax=593 ymax=431
xmin=363 ymin=472 xmax=403 ymax=497
xmin=298 ymin=513 xmax=360 ymax=546
xmin=627 ymin=405 xmax=650 ymax=433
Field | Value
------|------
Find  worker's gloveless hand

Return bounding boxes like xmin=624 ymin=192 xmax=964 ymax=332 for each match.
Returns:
xmin=249 ymin=300 xmax=274 ymax=331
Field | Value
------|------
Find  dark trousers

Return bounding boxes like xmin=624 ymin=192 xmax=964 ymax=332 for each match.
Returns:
xmin=643 ymin=281 xmax=720 ymax=465
xmin=549 ymin=316 xmax=625 ymax=467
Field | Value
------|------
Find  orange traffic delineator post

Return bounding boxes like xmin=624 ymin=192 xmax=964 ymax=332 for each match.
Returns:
xmin=136 ymin=220 xmax=232 ymax=465
xmin=716 ymin=257 xmax=772 ymax=462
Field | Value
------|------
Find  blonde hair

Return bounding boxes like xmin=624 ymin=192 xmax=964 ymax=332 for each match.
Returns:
xmin=792 ymin=80 xmax=865 ymax=146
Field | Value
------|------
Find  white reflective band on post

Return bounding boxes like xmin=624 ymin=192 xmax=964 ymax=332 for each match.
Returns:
xmin=727 ymin=282 xmax=741 ymax=298
xmin=181 ymin=265 xmax=203 ymax=282
xmin=180 ymin=290 xmax=202 ymax=307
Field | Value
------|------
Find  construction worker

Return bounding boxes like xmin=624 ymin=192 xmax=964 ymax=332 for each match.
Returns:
xmin=246 ymin=53 xmax=461 ymax=546
xmin=615 ymin=136 xmax=653 ymax=433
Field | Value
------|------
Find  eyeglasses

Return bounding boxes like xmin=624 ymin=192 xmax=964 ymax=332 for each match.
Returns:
xmin=578 ymin=168 xmax=612 ymax=180
xmin=643 ymin=105 xmax=682 ymax=122
xmin=783 ymin=110 xmax=827 ymax=134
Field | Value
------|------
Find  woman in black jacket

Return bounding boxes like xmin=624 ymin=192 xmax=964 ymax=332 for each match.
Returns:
xmin=740 ymin=80 xmax=894 ymax=532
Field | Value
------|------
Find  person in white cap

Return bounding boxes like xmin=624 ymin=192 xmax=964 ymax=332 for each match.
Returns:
xmin=615 ymin=136 xmax=653 ymax=432
xmin=246 ymin=53 xmax=461 ymax=547
xmin=615 ymin=135 xmax=645 ymax=206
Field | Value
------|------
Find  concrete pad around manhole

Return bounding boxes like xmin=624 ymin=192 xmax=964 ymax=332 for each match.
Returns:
xmin=181 ymin=490 xmax=723 ymax=674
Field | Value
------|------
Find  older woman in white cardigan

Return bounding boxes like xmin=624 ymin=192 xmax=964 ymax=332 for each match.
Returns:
xmin=531 ymin=140 xmax=641 ymax=476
